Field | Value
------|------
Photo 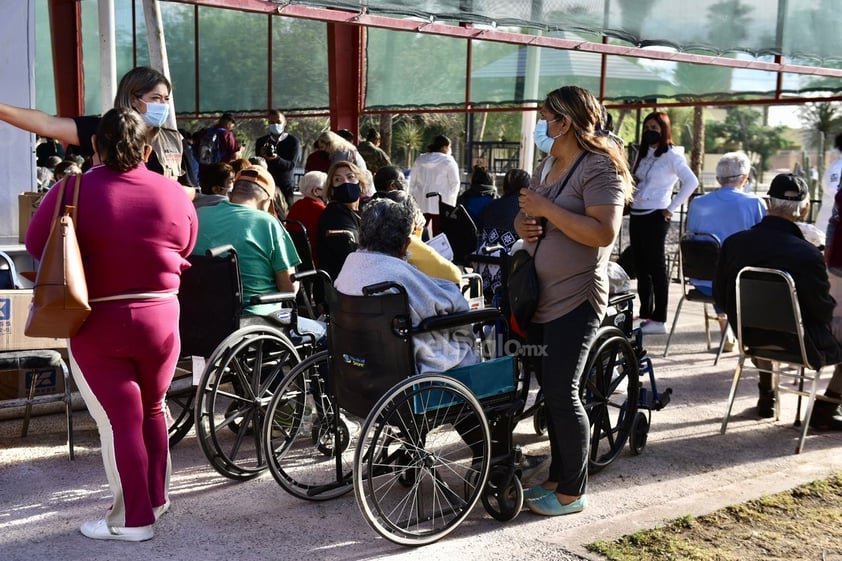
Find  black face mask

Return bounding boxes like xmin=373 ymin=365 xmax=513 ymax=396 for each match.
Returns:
xmin=333 ymin=182 xmax=361 ymax=203
xmin=642 ymin=130 xmax=661 ymax=146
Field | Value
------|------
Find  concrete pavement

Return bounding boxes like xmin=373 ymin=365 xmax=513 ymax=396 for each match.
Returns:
xmin=2 ymin=283 xmax=841 ymax=561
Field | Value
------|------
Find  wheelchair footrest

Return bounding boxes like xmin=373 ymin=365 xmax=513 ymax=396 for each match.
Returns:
xmin=639 ymin=386 xmax=672 ymax=411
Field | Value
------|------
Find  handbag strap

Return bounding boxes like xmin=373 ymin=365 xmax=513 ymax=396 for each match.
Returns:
xmin=534 ymin=150 xmax=588 ymax=249
xmin=51 ymin=174 xmax=82 ymax=224
xmin=49 ymin=177 xmax=69 ymax=224
xmin=67 ymin=173 xmax=82 ymax=222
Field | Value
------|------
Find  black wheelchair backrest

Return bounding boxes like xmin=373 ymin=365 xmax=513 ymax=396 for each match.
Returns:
xmin=283 ymin=218 xmax=315 ymax=272
xmin=178 ymin=246 xmax=243 ymax=358
xmin=325 ymin=282 xmax=415 ymax=419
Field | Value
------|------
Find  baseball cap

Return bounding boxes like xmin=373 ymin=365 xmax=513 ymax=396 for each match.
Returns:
xmin=235 ymin=166 xmax=275 ymax=200
xmin=767 ymin=173 xmax=808 ymax=201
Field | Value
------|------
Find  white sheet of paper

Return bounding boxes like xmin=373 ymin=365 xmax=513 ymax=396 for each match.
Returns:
xmin=191 ymin=355 xmax=206 ymax=386
xmin=426 ymin=233 xmax=454 ymax=261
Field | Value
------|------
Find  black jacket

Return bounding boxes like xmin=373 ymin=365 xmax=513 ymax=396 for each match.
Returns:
xmin=714 ymin=215 xmax=842 ymax=367
xmin=316 ymin=203 xmax=360 ymax=282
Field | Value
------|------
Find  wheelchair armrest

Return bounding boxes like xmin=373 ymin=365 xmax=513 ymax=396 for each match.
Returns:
xmin=249 ymin=291 xmax=297 ymax=306
xmin=416 ymin=308 xmax=502 ymax=332
xmin=467 ymin=245 xmax=506 ymax=265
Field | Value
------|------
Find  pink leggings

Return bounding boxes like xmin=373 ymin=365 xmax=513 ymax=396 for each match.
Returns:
xmin=69 ymin=298 xmax=180 ymax=528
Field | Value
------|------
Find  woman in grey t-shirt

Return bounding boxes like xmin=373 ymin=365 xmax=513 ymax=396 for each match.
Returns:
xmin=515 ymin=86 xmax=632 ymax=516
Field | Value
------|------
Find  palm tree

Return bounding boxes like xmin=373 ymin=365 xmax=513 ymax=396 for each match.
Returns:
xmin=392 ymin=121 xmax=424 ymax=169
xmin=799 ymin=101 xmax=842 ymax=199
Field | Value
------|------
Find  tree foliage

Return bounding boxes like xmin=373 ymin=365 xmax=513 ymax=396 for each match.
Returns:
xmin=707 ymin=106 xmax=790 ymax=180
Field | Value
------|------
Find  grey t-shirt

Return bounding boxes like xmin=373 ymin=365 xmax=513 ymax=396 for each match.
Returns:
xmin=526 ymin=152 xmax=626 ymax=323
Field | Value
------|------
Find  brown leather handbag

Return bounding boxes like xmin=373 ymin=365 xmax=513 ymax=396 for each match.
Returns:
xmin=25 ymin=175 xmax=91 ymax=338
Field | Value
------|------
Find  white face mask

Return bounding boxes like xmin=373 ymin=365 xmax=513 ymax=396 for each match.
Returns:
xmin=142 ymin=101 xmax=169 ymax=128
xmin=269 ymin=123 xmax=284 ymax=136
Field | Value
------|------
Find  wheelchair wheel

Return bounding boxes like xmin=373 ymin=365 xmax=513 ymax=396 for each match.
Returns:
xmin=481 ymin=465 xmax=524 ymax=522
xmin=263 ymin=351 xmax=357 ymax=501
xmin=532 ymin=402 xmax=547 ymax=436
xmin=354 ymin=375 xmax=491 ymax=546
xmin=165 ymin=371 xmax=195 ymax=447
xmin=195 ymin=326 xmax=301 ymax=480
xmin=629 ymin=411 xmax=649 ymax=455
xmin=580 ymin=329 xmax=640 ymax=474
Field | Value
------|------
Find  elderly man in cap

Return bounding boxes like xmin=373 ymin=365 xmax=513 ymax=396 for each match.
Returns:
xmin=714 ymin=173 xmax=842 ymax=429
xmin=686 ymin=151 xmax=767 ymax=351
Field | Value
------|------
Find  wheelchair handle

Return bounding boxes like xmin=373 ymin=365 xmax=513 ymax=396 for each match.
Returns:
xmin=363 ymin=281 xmax=407 ymax=297
xmin=249 ymin=292 xmax=297 ymax=305
xmin=205 ymin=244 xmax=236 ymax=258
xmin=292 ymin=268 xmax=332 ymax=286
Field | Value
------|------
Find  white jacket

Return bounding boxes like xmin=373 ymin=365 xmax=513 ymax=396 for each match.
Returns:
xmin=409 ymin=151 xmax=461 ymax=214
xmin=631 ymin=146 xmax=698 ymax=213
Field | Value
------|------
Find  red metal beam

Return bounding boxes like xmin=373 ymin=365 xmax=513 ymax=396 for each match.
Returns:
xmin=48 ymin=0 xmax=84 ymax=117
xmin=358 ymin=94 xmax=842 ymax=116
xmin=326 ymin=22 xmax=362 ymax=139
xmin=167 ymin=0 xmax=842 ymax=79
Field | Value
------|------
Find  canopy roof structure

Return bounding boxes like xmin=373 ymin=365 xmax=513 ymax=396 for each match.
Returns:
xmin=40 ymin=0 xmax=842 ymax=120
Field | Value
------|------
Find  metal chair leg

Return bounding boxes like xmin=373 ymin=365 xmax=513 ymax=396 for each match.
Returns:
xmin=713 ymin=327 xmax=729 ymax=366
xmin=663 ymin=296 xmax=685 ymax=358
xmin=21 ymin=371 xmax=39 ymax=438
xmin=795 ymin=369 xmax=821 ymax=454
xmin=720 ymin=356 xmax=746 ymax=434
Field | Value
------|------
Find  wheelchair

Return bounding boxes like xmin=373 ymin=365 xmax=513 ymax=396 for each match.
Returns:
xmin=425 ymin=191 xmax=479 ymax=267
xmin=165 ymin=246 xmax=318 ymax=480
xmin=579 ymin=292 xmax=671 ymax=473
xmin=261 ymin=276 xmax=526 ymax=546
xmin=469 ymin=247 xmax=672 ymax=474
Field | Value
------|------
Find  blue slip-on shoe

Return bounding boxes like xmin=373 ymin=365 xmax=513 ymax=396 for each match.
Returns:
xmin=523 ymin=485 xmax=553 ymax=501
xmin=526 ymin=493 xmax=587 ymax=516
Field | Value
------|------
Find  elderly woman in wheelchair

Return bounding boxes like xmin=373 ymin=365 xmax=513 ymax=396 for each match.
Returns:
xmin=260 ymin=196 xmax=525 ymax=545
xmin=335 ymin=197 xmax=478 ymax=373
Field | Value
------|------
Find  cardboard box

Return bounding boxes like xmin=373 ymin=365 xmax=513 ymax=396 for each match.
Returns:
xmin=0 ymin=290 xmax=68 ymax=351
xmin=0 ymin=365 xmax=64 ymax=400
xmin=18 ymin=192 xmax=45 ymax=243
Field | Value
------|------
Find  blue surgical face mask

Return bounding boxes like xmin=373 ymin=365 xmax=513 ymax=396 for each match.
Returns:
xmin=269 ymin=123 xmax=284 ymax=136
xmin=533 ymin=119 xmax=561 ymax=154
xmin=142 ymin=101 xmax=169 ymax=128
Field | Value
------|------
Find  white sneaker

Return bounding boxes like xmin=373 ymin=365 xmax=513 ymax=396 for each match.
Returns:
xmin=80 ymin=519 xmax=154 ymax=542
xmin=153 ymin=501 xmax=171 ymax=521
xmin=640 ymin=320 xmax=666 ymax=335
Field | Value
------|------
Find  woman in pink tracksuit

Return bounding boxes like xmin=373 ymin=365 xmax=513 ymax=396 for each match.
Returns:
xmin=26 ymin=108 xmax=197 ymax=542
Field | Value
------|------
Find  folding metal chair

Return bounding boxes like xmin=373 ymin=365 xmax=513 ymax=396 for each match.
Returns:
xmin=0 ymin=350 xmax=74 ymax=460
xmin=720 ymin=266 xmax=842 ymax=454
xmin=663 ymin=233 xmax=730 ymax=365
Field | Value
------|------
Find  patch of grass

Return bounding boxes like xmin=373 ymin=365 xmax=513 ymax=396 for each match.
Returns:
xmin=586 ymin=473 xmax=842 ymax=561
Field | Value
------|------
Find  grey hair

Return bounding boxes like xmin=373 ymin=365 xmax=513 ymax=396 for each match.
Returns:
xmin=299 ymin=171 xmax=327 ymax=199
xmin=768 ymin=197 xmax=807 ymax=218
xmin=378 ymin=190 xmax=425 ymax=232
xmin=715 ymin=151 xmax=751 ymax=184
xmin=359 ymin=198 xmax=414 ymax=256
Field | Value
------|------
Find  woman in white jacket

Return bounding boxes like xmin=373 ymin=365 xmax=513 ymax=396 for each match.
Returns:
xmin=628 ymin=111 xmax=699 ymax=335
xmin=409 ymin=134 xmax=461 ymax=235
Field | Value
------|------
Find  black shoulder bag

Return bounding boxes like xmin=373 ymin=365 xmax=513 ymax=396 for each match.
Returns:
xmin=507 ymin=152 xmax=587 ymax=334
